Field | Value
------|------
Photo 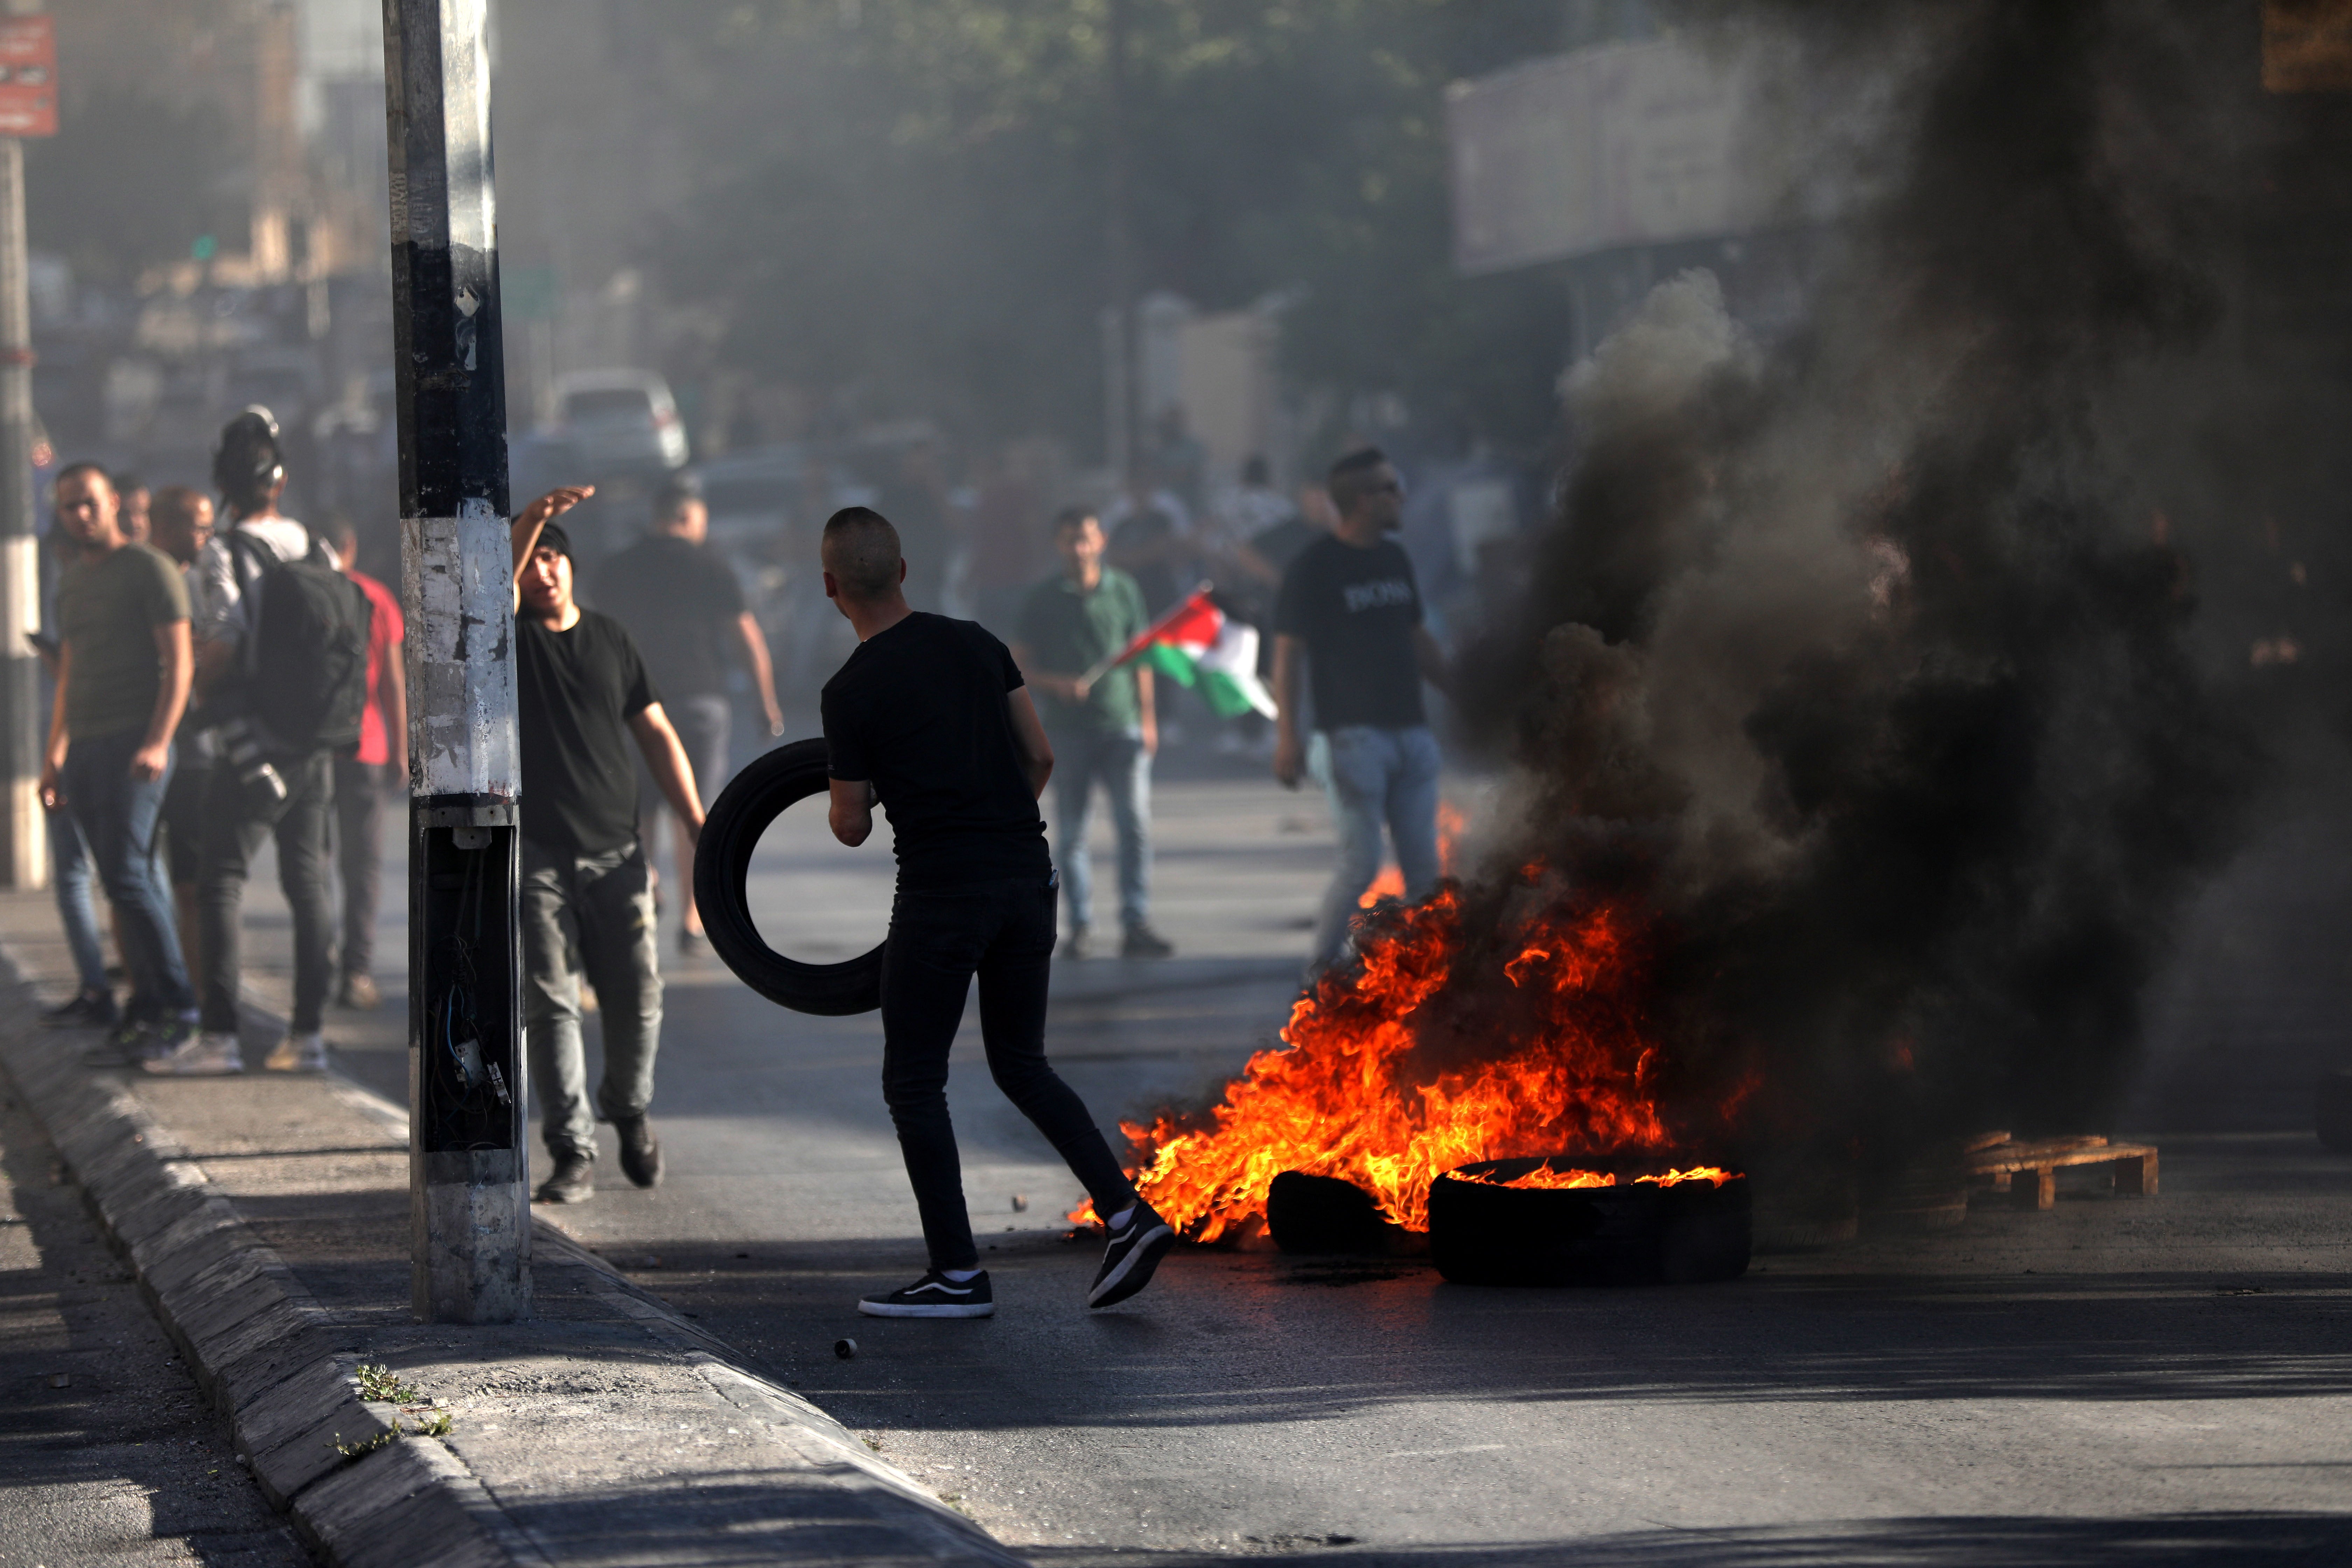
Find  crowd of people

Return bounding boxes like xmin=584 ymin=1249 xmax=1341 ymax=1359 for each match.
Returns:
xmin=32 ymin=395 xmax=1441 ymax=1325
xmin=37 ymin=412 xmax=402 ymax=1077
xmin=1000 ymin=445 xmax=1447 ymax=976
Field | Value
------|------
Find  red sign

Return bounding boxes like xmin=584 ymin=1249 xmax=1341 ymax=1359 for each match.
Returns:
xmin=0 ymin=14 xmax=55 ymax=139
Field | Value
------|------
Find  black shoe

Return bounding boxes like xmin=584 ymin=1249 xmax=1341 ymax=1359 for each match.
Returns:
xmin=80 ymin=1014 xmax=153 ymax=1067
xmin=1059 ymin=925 xmax=1088 ymax=960
xmin=1121 ymin=925 xmax=1175 ymax=960
xmin=535 ymin=1151 xmax=595 ymax=1204
xmin=616 ymin=1116 xmax=663 ymax=1188
xmin=859 ymin=1270 xmax=994 ymax=1318
xmin=1088 ymin=1202 xmax=1175 ymax=1309
xmin=91 ymin=1014 xmax=159 ymax=1062
xmin=677 ymin=927 xmax=706 ymax=957
xmin=42 ymin=991 xmax=116 ymax=1029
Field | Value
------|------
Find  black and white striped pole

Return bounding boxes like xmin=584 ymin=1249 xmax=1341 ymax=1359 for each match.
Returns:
xmin=382 ymin=0 xmax=529 ymax=1323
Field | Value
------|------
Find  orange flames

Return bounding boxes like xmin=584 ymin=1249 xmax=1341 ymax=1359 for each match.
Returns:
xmin=1093 ymin=874 xmax=1722 ymax=1240
xmin=1359 ymin=802 xmax=1468 ymax=907
xmin=1455 ymin=1165 xmax=1738 ymax=1191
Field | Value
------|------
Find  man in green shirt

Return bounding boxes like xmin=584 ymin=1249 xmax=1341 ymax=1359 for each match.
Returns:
xmin=39 ymin=464 xmax=200 ymax=1058
xmin=1012 ymin=507 xmax=1172 ymax=959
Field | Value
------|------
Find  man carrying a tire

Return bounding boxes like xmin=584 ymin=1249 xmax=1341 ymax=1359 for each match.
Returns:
xmin=817 ymin=506 xmax=1173 ymax=1317
xmin=508 ymin=487 xmax=708 ymax=1206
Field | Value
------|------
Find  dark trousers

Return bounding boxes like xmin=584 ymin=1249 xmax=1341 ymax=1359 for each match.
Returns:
xmin=160 ymin=761 xmax=209 ymax=888
xmin=881 ymin=872 xmax=1136 ymax=1272
xmin=199 ymin=750 xmax=335 ymax=1035
xmin=62 ymin=731 xmax=192 ymax=1017
xmin=333 ymin=755 xmax=386 ymax=980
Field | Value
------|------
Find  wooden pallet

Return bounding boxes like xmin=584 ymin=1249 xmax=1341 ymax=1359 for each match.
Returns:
xmin=1963 ymin=1134 xmax=2158 ymax=1210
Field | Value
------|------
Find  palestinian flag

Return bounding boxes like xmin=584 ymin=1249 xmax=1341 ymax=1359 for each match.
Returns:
xmin=1102 ymin=587 xmax=1277 ymax=719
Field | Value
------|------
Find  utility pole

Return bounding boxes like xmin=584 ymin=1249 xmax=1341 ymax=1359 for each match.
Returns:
xmin=1104 ymin=0 xmax=1140 ymax=489
xmin=383 ymin=0 xmax=529 ymax=1323
xmin=0 ymin=1 xmax=52 ymax=892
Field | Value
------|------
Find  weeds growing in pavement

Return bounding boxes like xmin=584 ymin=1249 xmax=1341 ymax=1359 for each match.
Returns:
xmin=355 ymin=1364 xmax=419 ymax=1403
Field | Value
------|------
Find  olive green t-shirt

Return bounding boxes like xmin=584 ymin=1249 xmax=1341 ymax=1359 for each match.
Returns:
xmin=57 ymin=542 xmax=190 ymax=741
xmin=1016 ymin=566 xmax=1149 ymax=733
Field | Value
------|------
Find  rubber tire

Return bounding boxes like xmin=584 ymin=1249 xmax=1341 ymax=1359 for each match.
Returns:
xmin=1428 ymin=1157 xmax=1751 ymax=1287
xmin=692 ymin=737 xmax=884 ymax=1015
xmin=2319 ymin=1069 xmax=2352 ymax=1153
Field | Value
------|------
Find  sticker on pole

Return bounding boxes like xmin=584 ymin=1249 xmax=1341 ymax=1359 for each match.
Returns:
xmin=0 ymin=15 xmax=55 ymax=139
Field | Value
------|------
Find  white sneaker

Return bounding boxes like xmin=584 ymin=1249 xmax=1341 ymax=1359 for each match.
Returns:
xmin=264 ymin=1031 xmax=327 ymax=1073
xmin=142 ymin=1031 xmax=244 ymax=1076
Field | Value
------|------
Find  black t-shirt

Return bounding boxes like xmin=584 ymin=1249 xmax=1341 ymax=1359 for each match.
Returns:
xmin=516 ymin=608 xmax=660 ymax=853
xmin=820 ymin=612 xmax=1050 ymax=888
xmin=590 ymin=535 xmax=746 ymax=700
xmin=1273 ymin=533 xmax=1427 ymax=730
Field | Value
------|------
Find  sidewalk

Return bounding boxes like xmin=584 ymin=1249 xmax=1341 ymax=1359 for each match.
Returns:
xmin=0 ymin=1041 xmax=308 ymax=1566
xmin=0 ymin=886 xmax=1025 ymax=1568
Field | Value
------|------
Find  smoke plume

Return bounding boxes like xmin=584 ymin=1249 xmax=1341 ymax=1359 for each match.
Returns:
xmin=1456 ymin=1 xmax=2268 ymax=1155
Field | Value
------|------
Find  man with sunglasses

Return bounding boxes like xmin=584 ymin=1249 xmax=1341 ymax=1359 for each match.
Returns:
xmin=1271 ymin=447 xmax=1450 ymax=975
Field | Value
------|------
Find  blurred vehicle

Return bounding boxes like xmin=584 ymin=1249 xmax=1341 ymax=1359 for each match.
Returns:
xmin=686 ymin=442 xmax=861 ymax=698
xmin=693 ymin=443 xmax=804 ymax=555
xmin=551 ymin=368 xmax=688 ymax=474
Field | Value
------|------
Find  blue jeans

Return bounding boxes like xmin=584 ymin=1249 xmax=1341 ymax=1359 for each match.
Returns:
xmin=1049 ymin=726 xmax=1151 ymax=932
xmin=47 ymin=802 xmax=108 ymax=995
xmin=63 ymin=731 xmax=193 ymax=1016
xmin=1309 ymin=724 xmax=1443 ymax=972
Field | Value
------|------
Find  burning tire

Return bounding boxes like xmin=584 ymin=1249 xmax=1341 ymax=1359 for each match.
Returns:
xmin=1267 ymin=1171 xmax=1406 ymax=1254
xmin=1428 ymin=1157 xmax=1751 ymax=1287
xmin=693 ymin=738 xmax=884 ymax=1016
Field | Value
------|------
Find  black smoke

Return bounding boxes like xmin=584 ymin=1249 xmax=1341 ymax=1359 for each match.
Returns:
xmin=1455 ymin=1 xmax=2280 ymax=1156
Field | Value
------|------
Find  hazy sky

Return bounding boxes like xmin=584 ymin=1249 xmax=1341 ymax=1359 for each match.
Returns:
xmin=299 ymin=0 xmax=379 ymax=81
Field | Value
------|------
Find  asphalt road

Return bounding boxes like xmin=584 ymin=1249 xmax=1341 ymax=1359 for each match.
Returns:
xmin=266 ymin=760 xmax=2352 ymax=1565
xmin=0 ymin=1047 xmax=307 ymax=1568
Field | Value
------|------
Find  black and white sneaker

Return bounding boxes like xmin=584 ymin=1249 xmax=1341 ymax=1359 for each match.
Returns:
xmin=858 ymin=1270 xmax=994 ymax=1318
xmin=1087 ymin=1202 xmax=1175 ymax=1309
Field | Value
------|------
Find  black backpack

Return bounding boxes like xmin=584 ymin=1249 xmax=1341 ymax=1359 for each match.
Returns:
xmin=224 ymin=530 xmax=374 ymax=755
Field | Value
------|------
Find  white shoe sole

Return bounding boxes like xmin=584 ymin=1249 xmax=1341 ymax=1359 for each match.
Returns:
xmin=1088 ymin=1222 xmax=1175 ymax=1308
xmin=856 ymin=1300 xmax=995 ymax=1318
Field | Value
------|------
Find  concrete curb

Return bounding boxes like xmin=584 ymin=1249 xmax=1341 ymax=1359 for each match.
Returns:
xmin=0 ymin=965 xmax=1027 ymax=1567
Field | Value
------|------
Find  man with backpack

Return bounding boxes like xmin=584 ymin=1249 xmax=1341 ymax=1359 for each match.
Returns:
xmin=146 ymin=411 xmax=371 ymax=1077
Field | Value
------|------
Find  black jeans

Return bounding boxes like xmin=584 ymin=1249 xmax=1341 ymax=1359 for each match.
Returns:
xmin=199 ymin=749 xmax=335 ymax=1035
xmin=881 ymin=872 xmax=1136 ymax=1272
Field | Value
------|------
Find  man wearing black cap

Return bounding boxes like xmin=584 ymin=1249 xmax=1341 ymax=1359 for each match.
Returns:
xmin=508 ymin=486 xmax=708 ymax=1205
xmin=591 ymin=474 xmax=783 ymax=953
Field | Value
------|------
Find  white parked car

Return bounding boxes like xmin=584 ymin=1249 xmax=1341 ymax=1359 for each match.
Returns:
xmin=552 ymin=368 xmax=689 ymax=473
